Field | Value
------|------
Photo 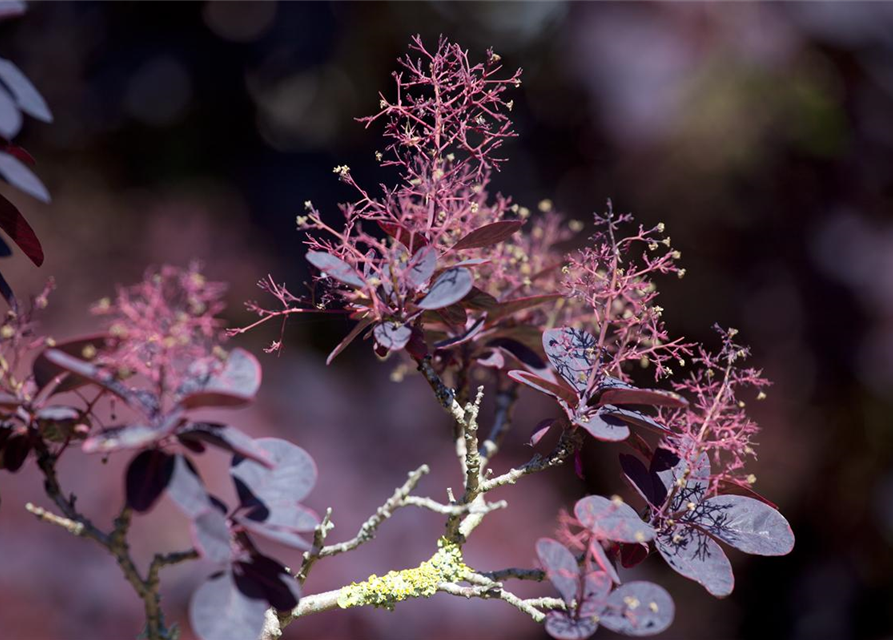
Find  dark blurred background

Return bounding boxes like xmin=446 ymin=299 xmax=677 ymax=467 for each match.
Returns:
xmin=0 ymin=2 xmax=891 ymax=639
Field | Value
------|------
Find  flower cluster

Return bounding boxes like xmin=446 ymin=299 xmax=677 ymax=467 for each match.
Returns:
xmin=91 ymin=263 xmax=227 ymax=399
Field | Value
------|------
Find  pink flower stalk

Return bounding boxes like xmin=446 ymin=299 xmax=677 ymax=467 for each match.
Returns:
xmin=660 ymin=327 xmax=770 ymax=494
xmin=91 ymin=263 xmax=227 ymax=398
xmin=561 ymin=201 xmax=692 ymax=381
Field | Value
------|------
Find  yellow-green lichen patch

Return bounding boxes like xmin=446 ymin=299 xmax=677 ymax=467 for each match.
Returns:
xmin=336 ymin=538 xmax=467 ymax=611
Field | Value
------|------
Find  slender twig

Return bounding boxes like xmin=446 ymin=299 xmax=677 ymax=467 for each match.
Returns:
xmin=480 ymin=430 xmax=582 ymax=493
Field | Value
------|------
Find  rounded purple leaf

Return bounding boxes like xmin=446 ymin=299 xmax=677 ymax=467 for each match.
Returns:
xmin=574 ymin=495 xmax=654 ymax=544
xmin=192 ymin=509 xmax=233 ymax=564
xmin=416 ymin=267 xmax=473 ymax=310
xmin=306 ymin=250 xmax=366 ymax=288
xmin=536 ymin=537 xmax=580 ymax=606
xmin=231 ymin=438 xmax=317 ymax=506
xmin=599 ymin=581 xmax=675 ymax=636
xmin=125 ymin=449 xmax=175 ymax=513
xmin=655 ymin=525 xmax=734 ymax=597
xmin=689 ymin=495 xmax=794 ymax=556
xmin=189 ymin=571 xmax=268 ymax=640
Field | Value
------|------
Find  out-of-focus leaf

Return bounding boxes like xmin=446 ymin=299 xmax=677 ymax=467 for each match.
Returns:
xmin=655 ymin=526 xmax=733 ymax=597
xmin=508 ymin=369 xmax=578 ymax=406
xmin=0 ymin=193 xmax=43 ymax=265
xmin=82 ymin=424 xmax=160 ymax=454
xmin=588 ymin=539 xmax=620 ymax=584
xmin=0 ymin=2 xmax=26 ymax=20
xmin=37 ymin=406 xmax=82 ymax=443
xmin=178 ymin=348 xmax=261 ymax=410
xmin=574 ymin=495 xmax=655 ymax=543
xmin=1 ymin=433 xmax=29 ymax=471
xmin=191 ymin=508 xmax=232 ymax=564
xmin=231 ymin=438 xmax=317 ymax=506
xmin=0 ymin=266 xmax=13 ymax=307
xmin=452 ymin=220 xmax=524 ymax=250
xmin=235 ymin=555 xmax=301 ymax=611
xmin=436 ymin=302 xmax=467 ymax=327
xmin=373 ymin=321 xmax=412 ymax=352
xmin=488 ymin=337 xmax=549 ymax=376
xmin=543 ymin=327 xmax=597 ymax=395
xmin=33 ymin=334 xmax=110 ymax=391
xmin=125 ymin=449 xmax=175 ymax=513
xmin=417 ymin=267 xmax=473 ymax=310
xmin=0 ymin=150 xmax=49 ymax=202
xmin=536 ymin=537 xmax=579 ymax=606
xmin=0 ymin=86 xmax=21 ymax=139
xmin=687 ymin=495 xmax=794 ymax=556
xmin=599 ymin=581 xmax=674 ymax=636
xmin=487 ymin=293 xmax=562 ymax=322
xmin=177 ymin=423 xmax=271 ymax=466
xmin=461 ymin=286 xmax=498 ymax=311
xmin=306 ymin=251 xmax=366 ymax=288
xmin=167 ymin=455 xmax=213 ymax=518
xmin=0 ymin=59 xmax=52 ymax=122
xmin=189 ymin=570 xmax=268 ymax=640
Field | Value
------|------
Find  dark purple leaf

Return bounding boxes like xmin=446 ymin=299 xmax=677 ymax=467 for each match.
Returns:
xmin=1 ymin=433 xmax=29 ymax=471
xmin=487 ymin=293 xmax=562 ymax=322
xmin=378 ymin=221 xmax=428 ymax=253
xmin=596 ymin=387 xmax=688 ymax=409
xmin=326 ymin=317 xmax=373 ymax=365
xmin=178 ymin=348 xmax=261 ymax=410
xmin=600 ymin=406 xmax=670 ymax=435
xmin=33 ymin=334 xmax=110 ymax=391
xmin=461 ymin=286 xmax=499 ymax=311
xmin=0 ymin=150 xmax=49 ymax=202
xmin=192 ymin=509 xmax=232 ymax=564
xmin=306 ymin=251 xmax=365 ymax=288
xmin=619 ymin=454 xmax=658 ymax=505
xmin=655 ymin=525 xmax=734 ymax=597
xmin=687 ymin=495 xmax=794 ymax=556
xmin=436 ymin=302 xmax=467 ymax=327
xmin=0 ymin=86 xmax=20 ymax=139
xmin=536 ymin=537 xmax=579 ymax=606
xmin=417 ymin=267 xmax=473 ymax=310
xmin=189 ymin=570 xmax=268 ymax=640
xmin=235 ymin=554 xmax=301 ymax=611
xmin=599 ymin=581 xmax=675 ymax=636
xmin=43 ymin=348 xmax=156 ymax=415
xmin=544 ymin=612 xmax=598 ymax=640
xmin=507 ymin=370 xmax=577 ymax=406
xmin=0 ymin=58 xmax=52 ymax=122
xmin=618 ymin=542 xmax=650 ymax=569
xmin=167 ymin=455 xmax=213 ymax=518
xmin=177 ymin=423 xmax=271 ymax=466
xmin=231 ymin=438 xmax=317 ymax=506
xmin=0 ymin=267 xmax=13 ymax=307
xmin=125 ymin=450 xmax=175 ymax=513
xmin=543 ymin=327 xmax=597 ymax=395
xmin=574 ymin=495 xmax=654 ymax=543
xmin=432 ymin=317 xmax=484 ymax=349
xmin=373 ymin=321 xmax=412 ymax=352
xmin=452 ymin=220 xmax=524 ymax=250
xmin=0 ymin=193 xmax=42 ymax=265
xmin=407 ymin=247 xmax=436 ymax=289
xmin=0 ymin=390 xmax=20 ymax=410
xmin=529 ymin=418 xmax=555 ymax=447
xmin=573 ymin=409 xmax=630 ymax=442
xmin=82 ymin=424 xmax=160 ymax=454
xmin=488 ymin=337 xmax=550 ymax=377
xmin=238 ymin=516 xmax=313 ymax=550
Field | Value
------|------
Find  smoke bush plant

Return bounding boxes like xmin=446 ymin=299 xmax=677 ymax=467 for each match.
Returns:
xmin=0 ymin=34 xmax=794 ymax=640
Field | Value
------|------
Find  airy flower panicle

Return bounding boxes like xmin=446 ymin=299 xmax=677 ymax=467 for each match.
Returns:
xmin=92 ymin=263 xmax=227 ymax=395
